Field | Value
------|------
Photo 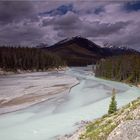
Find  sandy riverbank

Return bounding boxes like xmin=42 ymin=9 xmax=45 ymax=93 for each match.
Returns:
xmin=0 ymin=67 xmax=68 ymax=75
xmin=0 ymin=71 xmax=79 ymax=114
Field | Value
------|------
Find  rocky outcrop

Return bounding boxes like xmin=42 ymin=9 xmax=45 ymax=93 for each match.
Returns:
xmin=80 ymin=98 xmax=140 ymax=140
xmin=108 ymin=120 xmax=140 ymax=140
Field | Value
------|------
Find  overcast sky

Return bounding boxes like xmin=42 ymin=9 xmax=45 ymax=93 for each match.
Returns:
xmin=0 ymin=1 xmax=140 ymax=50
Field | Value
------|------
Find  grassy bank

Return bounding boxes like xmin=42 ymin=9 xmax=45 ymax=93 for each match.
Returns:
xmin=79 ymin=97 xmax=140 ymax=140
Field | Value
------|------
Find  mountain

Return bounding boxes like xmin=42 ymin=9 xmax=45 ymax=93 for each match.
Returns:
xmin=41 ymin=36 xmax=139 ymax=66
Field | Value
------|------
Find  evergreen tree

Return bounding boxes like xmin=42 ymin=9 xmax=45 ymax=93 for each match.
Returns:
xmin=108 ymin=88 xmax=117 ymax=114
xmin=95 ymin=54 xmax=140 ymax=84
xmin=0 ymin=46 xmax=65 ymax=71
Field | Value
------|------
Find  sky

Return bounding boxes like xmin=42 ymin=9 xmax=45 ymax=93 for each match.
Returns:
xmin=0 ymin=1 xmax=140 ymax=50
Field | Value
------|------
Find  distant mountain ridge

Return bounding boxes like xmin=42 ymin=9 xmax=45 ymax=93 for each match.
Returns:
xmin=41 ymin=36 xmax=139 ymax=66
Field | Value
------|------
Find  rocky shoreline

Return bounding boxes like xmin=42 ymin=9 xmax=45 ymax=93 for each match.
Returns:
xmin=58 ymin=97 xmax=140 ymax=140
xmin=79 ymin=97 xmax=140 ymax=140
xmin=108 ymin=120 xmax=140 ymax=140
xmin=58 ymin=121 xmax=90 ymax=140
xmin=0 ymin=67 xmax=68 ymax=75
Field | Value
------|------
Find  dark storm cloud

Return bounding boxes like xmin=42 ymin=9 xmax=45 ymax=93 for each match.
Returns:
xmin=42 ymin=12 xmax=131 ymax=38
xmin=109 ymin=21 xmax=140 ymax=50
xmin=39 ymin=3 xmax=73 ymax=17
xmin=42 ymin=12 xmax=79 ymax=29
xmin=0 ymin=1 xmax=139 ymax=50
xmin=82 ymin=21 xmax=131 ymax=37
xmin=124 ymin=1 xmax=140 ymax=12
xmin=0 ymin=1 xmax=37 ymax=25
xmin=0 ymin=23 xmax=45 ymax=46
xmin=94 ymin=6 xmax=105 ymax=14
xmin=0 ymin=1 xmax=44 ymax=46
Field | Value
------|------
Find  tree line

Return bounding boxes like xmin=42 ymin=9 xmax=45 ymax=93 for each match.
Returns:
xmin=0 ymin=46 xmax=65 ymax=71
xmin=95 ymin=54 xmax=140 ymax=84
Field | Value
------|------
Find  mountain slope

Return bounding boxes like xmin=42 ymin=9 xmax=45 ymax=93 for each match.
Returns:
xmin=41 ymin=36 xmax=139 ymax=66
xmin=79 ymin=97 xmax=140 ymax=140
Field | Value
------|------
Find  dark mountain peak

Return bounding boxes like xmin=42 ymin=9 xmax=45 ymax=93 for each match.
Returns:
xmin=36 ymin=43 xmax=48 ymax=48
xmin=41 ymin=36 xmax=139 ymax=66
xmin=102 ymin=44 xmax=139 ymax=55
xmin=48 ymin=36 xmax=102 ymax=55
xmin=70 ymin=35 xmax=90 ymax=42
xmin=55 ymin=36 xmax=99 ymax=47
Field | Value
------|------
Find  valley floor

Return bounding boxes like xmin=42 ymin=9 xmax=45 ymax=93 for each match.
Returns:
xmin=0 ymin=66 xmax=140 ymax=140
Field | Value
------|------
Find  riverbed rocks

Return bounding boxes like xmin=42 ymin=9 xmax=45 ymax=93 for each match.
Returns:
xmin=108 ymin=120 xmax=140 ymax=140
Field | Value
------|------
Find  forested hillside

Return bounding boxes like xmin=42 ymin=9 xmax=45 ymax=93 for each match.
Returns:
xmin=95 ymin=54 xmax=140 ymax=84
xmin=42 ymin=36 xmax=139 ymax=66
xmin=0 ymin=47 xmax=65 ymax=71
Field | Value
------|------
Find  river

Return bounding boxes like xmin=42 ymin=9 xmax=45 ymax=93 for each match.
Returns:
xmin=0 ymin=66 xmax=140 ymax=140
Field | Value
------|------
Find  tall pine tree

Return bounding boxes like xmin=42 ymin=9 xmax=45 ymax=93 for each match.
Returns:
xmin=108 ymin=88 xmax=117 ymax=114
